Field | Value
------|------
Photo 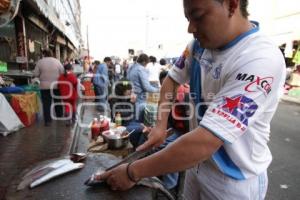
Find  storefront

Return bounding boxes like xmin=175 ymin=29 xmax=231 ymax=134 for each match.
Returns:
xmin=0 ymin=21 xmax=18 ymax=70
xmin=25 ymin=18 xmax=48 ymax=69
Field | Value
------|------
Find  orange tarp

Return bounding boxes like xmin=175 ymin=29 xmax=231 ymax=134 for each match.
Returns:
xmin=10 ymin=92 xmax=39 ymax=126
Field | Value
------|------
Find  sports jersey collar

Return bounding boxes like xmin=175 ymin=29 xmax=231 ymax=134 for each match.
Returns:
xmin=218 ymin=21 xmax=259 ymax=51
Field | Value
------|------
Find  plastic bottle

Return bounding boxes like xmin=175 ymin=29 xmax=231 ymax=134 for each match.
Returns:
xmin=91 ymin=118 xmax=100 ymax=140
xmin=115 ymin=113 xmax=122 ymax=127
xmin=99 ymin=115 xmax=109 ymax=134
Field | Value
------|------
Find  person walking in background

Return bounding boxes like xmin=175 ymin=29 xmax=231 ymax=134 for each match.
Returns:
xmin=127 ymin=53 xmax=159 ymax=121
xmin=146 ymin=56 xmax=163 ymax=88
xmin=93 ymin=57 xmax=110 ymax=112
xmin=83 ymin=56 xmax=92 ymax=73
xmin=122 ymin=59 xmax=129 ymax=78
xmin=58 ymin=63 xmax=78 ymax=126
xmin=115 ymin=61 xmax=122 ymax=81
xmin=159 ymin=58 xmax=169 ymax=71
xmin=98 ymin=0 xmax=286 ymax=199
xmin=72 ymin=59 xmax=83 ymax=74
xmin=128 ymin=56 xmax=138 ymax=71
xmin=34 ymin=49 xmax=64 ymax=126
xmin=107 ymin=58 xmax=116 ymax=88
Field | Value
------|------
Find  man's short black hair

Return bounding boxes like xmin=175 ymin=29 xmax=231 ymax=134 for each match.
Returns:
xmin=94 ymin=60 xmax=100 ymax=65
xmin=133 ymin=56 xmax=138 ymax=62
xmin=215 ymin=0 xmax=249 ymax=18
xmin=149 ymin=56 xmax=157 ymax=63
xmin=42 ymin=49 xmax=52 ymax=57
xmin=137 ymin=54 xmax=149 ymax=64
xmin=114 ymin=78 xmax=132 ymax=96
xmin=159 ymin=58 xmax=167 ymax=66
xmin=104 ymin=57 xmax=112 ymax=63
xmin=159 ymin=70 xmax=168 ymax=85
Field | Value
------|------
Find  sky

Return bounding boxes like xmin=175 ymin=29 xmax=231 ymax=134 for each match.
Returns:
xmin=80 ymin=0 xmax=300 ymax=60
xmin=80 ymin=0 xmax=191 ymax=60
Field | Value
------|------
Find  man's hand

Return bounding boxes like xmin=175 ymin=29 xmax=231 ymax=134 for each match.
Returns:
xmin=136 ymin=126 xmax=168 ymax=151
xmin=96 ymin=164 xmax=136 ymax=191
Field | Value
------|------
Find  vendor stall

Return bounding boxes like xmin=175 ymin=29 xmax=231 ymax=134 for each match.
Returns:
xmin=10 ymin=92 xmax=39 ymax=127
xmin=0 ymin=93 xmax=23 ymax=136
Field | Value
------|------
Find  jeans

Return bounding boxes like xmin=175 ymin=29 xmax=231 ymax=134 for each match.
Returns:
xmin=40 ymin=89 xmax=63 ymax=123
xmin=126 ymin=121 xmax=146 ymax=148
xmin=128 ymin=123 xmax=182 ymax=189
xmin=153 ymin=131 xmax=181 ymax=189
xmin=94 ymin=84 xmax=108 ymax=111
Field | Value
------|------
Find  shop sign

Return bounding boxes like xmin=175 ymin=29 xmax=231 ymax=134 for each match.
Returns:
xmin=16 ymin=56 xmax=27 ymax=63
xmin=0 ymin=60 xmax=8 ymax=72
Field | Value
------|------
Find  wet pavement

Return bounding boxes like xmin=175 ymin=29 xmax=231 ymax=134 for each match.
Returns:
xmin=0 ymin=119 xmax=74 ymax=200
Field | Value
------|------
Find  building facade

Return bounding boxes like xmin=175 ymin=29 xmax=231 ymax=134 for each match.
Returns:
xmin=0 ymin=0 xmax=82 ymax=72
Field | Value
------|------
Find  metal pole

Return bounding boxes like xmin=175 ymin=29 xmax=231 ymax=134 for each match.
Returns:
xmin=87 ymin=25 xmax=90 ymax=60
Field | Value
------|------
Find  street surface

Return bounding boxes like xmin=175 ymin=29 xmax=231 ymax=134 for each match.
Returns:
xmin=0 ymin=101 xmax=299 ymax=199
xmin=266 ymin=101 xmax=300 ymax=200
xmin=0 ymin=120 xmax=73 ymax=199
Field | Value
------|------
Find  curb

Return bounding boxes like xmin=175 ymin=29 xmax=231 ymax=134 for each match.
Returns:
xmin=281 ymin=95 xmax=300 ymax=105
xmin=68 ymin=104 xmax=86 ymax=154
xmin=68 ymin=121 xmax=81 ymax=154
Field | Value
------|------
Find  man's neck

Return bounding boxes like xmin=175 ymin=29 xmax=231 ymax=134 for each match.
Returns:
xmin=220 ymin=18 xmax=253 ymax=49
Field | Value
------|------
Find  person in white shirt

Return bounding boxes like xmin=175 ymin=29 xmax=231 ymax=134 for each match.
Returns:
xmin=115 ymin=62 xmax=122 ymax=81
xmin=146 ymin=56 xmax=163 ymax=88
xmin=97 ymin=1 xmax=286 ymax=199
xmin=34 ymin=49 xmax=64 ymax=126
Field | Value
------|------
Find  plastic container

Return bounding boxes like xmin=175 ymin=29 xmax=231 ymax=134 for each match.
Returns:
xmin=99 ymin=116 xmax=109 ymax=135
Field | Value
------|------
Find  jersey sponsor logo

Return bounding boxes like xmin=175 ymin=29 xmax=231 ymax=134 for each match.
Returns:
xmin=211 ymin=95 xmax=258 ymax=131
xmin=194 ymin=57 xmax=223 ymax=80
xmin=235 ymin=73 xmax=273 ymax=94
xmin=175 ymin=48 xmax=190 ymax=69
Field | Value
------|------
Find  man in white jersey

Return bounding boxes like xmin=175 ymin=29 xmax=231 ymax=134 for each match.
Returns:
xmin=98 ymin=0 xmax=286 ymax=199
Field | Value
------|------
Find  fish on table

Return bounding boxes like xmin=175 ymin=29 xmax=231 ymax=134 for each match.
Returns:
xmin=17 ymin=153 xmax=86 ymax=190
xmin=30 ymin=162 xmax=85 ymax=188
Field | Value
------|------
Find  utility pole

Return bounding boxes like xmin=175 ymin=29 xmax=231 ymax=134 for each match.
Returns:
xmin=87 ymin=25 xmax=90 ymax=61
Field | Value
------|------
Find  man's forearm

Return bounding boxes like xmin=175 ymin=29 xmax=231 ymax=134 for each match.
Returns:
xmin=156 ymin=76 xmax=178 ymax=129
xmin=131 ymin=127 xmax=223 ymax=179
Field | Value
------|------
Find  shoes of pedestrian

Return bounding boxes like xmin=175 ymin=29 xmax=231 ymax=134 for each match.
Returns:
xmin=44 ymin=122 xmax=51 ymax=127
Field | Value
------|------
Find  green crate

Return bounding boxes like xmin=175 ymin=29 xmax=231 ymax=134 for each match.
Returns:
xmin=144 ymin=103 xmax=158 ymax=126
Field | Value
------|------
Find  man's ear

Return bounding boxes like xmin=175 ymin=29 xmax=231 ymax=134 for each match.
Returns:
xmin=227 ymin=0 xmax=239 ymax=17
